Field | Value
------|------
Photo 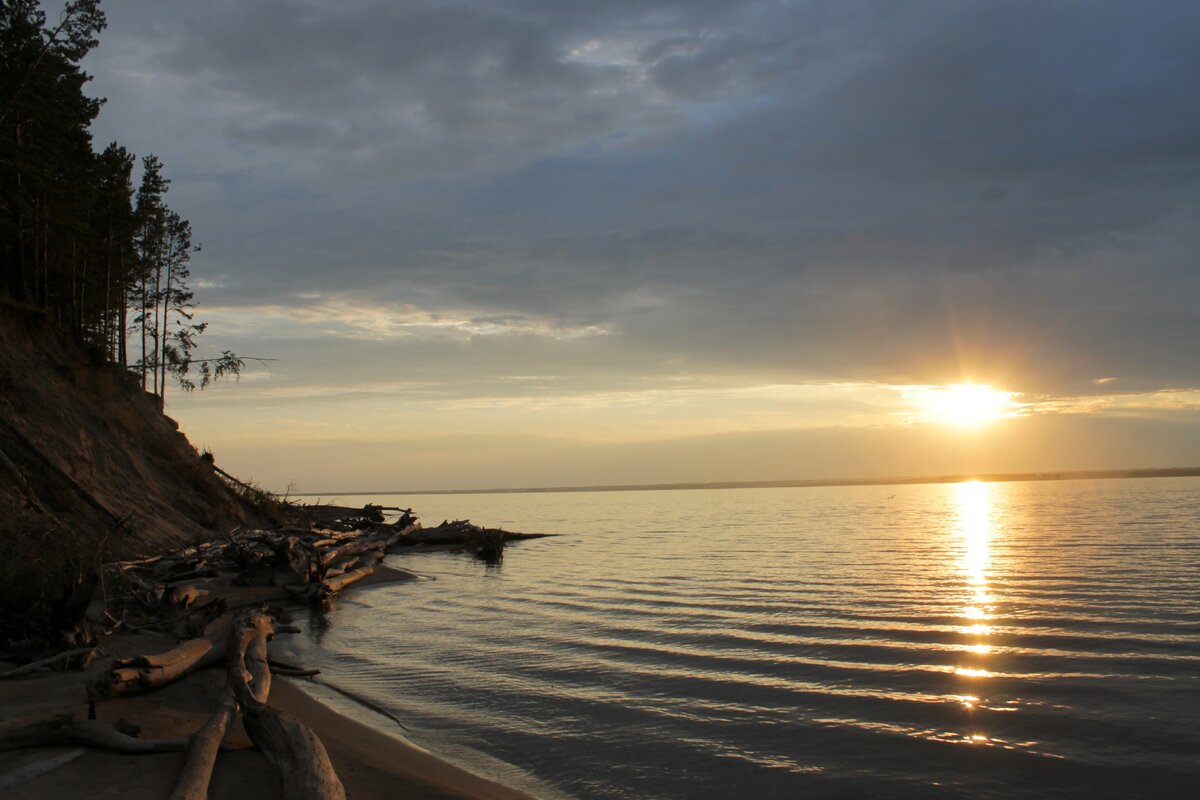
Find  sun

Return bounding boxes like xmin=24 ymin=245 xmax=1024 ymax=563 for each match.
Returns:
xmin=916 ymin=384 xmax=1019 ymax=427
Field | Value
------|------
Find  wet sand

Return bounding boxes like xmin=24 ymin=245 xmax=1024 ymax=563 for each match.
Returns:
xmin=0 ymin=565 xmax=537 ymax=800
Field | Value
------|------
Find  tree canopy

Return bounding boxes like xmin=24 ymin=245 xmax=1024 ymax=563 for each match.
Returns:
xmin=0 ymin=0 xmax=240 ymax=405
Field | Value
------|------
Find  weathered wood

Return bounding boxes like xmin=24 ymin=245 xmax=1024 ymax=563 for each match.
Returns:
xmin=159 ymin=566 xmax=226 ymax=584
xmin=64 ymin=720 xmax=190 ymax=753
xmin=309 ymin=562 xmax=374 ymax=605
xmin=500 ymin=531 xmax=559 ymax=541
xmin=233 ymin=611 xmax=274 ymax=704
xmin=166 ymin=609 xmax=273 ymax=800
xmin=113 ymin=637 xmax=214 ymax=670
xmin=0 ymin=715 xmax=75 ymax=751
xmin=0 ymin=717 xmax=189 ymax=755
xmin=78 ymin=503 xmax=548 ymax=798
xmin=219 ymin=608 xmax=346 ymax=799
xmin=165 ymin=585 xmax=201 ymax=608
xmin=0 ymin=647 xmax=96 ymax=679
xmin=93 ymin=625 xmax=231 ymax=698
xmin=317 ymin=536 xmax=381 ymax=569
xmin=239 ymin=701 xmax=347 ymax=800
xmin=167 ymin=689 xmax=236 ymax=800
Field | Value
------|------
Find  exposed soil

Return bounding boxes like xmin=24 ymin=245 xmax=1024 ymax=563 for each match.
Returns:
xmin=0 ymin=304 xmax=262 ymax=641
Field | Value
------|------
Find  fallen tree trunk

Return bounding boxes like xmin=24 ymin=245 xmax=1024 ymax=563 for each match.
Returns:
xmin=321 ymin=562 xmax=374 ymax=596
xmin=231 ymin=610 xmax=274 ymax=704
xmin=239 ymin=701 xmax=346 ymax=800
xmin=64 ymin=720 xmax=191 ymax=753
xmin=220 ymin=609 xmax=346 ymax=800
xmin=167 ymin=689 xmax=236 ymax=800
xmin=0 ymin=647 xmax=96 ymax=679
xmin=0 ymin=716 xmax=189 ymax=754
xmin=0 ymin=715 xmax=75 ymax=750
xmin=92 ymin=625 xmax=231 ymax=698
xmin=168 ymin=609 xmax=272 ymax=800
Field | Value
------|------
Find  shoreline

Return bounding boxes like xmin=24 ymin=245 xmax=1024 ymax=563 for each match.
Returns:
xmin=0 ymin=541 xmax=544 ymax=800
xmin=270 ymin=678 xmax=538 ymax=800
xmin=0 ymin=666 xmax=538 ymax=800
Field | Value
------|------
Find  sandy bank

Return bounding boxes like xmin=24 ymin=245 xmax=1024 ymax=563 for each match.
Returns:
xmin=271 ymin=679 xmax=534 ymax=800
xmin=0 ymin=564 xmax=538 ymax=800
xmin=0 ymin=671 xmax=533 ymax=800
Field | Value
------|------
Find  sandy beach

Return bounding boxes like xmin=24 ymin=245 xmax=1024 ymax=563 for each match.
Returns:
xmin=0 ymin=565 xmax=537 ymax=800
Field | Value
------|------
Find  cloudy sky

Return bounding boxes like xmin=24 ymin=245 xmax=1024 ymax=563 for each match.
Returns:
xmin=82 ymin=0 xmax=1200 ymax=492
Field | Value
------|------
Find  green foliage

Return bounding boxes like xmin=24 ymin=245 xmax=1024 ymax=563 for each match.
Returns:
xmin=176 ymin=350 xmax=244 ymax=393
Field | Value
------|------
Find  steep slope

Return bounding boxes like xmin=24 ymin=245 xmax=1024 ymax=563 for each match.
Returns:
xmin=0 ymin=307 xmax=258 ymax=563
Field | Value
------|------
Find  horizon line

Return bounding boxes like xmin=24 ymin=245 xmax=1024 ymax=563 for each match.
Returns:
xmin=288 ymin=465 xmax=1200 ymax=499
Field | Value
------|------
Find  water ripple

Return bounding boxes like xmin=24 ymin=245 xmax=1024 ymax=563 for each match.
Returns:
xmin=281 ymin=478 xmax=1200 ymax=800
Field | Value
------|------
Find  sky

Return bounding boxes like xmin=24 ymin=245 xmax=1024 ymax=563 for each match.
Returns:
xmin=80 ymin=0 xmax=1200 ymax=492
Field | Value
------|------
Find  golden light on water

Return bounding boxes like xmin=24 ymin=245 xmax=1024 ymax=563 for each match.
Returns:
xmin=954 ymin=667 xmax=993 ymax=678
xmin=957 ymin=481 xmax=993 ymax=592
xmin=952 ymin=480 xmax=1000 ymax=738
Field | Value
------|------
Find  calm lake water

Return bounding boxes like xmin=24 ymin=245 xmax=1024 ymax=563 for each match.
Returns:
xmin=280 ymin=477 xmax=1200 ymax=799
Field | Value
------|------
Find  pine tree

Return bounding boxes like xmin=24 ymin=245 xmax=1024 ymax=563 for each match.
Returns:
xmin=2 ymin=2 xmax=243 ymax=401
xmin=0 ymin=0 xmax=105 ymax=311
xmin=92 ymin=141 xmax=134 ymax=363
xmin=131 ymin=154 xmax=168 ymax=392
xmin=156 ymin=209 xmax=204 ymax=407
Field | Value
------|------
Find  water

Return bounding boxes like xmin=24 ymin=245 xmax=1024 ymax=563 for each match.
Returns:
xmin=280 ymin=477 xmax=1200 ymax=799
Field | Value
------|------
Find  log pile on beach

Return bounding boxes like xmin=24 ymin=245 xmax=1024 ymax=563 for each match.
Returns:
xmin=0 ymin=506 xmax=554 ymax=799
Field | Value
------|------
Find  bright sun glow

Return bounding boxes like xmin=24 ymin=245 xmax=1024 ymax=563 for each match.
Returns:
xmin=918 ymin=384 xmax=1019 ymax=427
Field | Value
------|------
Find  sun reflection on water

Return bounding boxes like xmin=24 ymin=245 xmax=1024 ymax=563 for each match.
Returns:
xmin=958 ymin=481 xmax=992 ymax=591
xmin=952 ymin=481 xmax=998 ymax=730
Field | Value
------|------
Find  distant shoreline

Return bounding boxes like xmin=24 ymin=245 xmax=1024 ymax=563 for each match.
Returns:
xmin=294 ymin=466 xmax=1200 ymax=498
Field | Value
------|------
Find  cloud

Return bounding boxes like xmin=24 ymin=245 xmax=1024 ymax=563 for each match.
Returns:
xmin=199 ymin=294 xmax=611 ymax=342
xmin=83 ymin=0 xmax=1200 ymax=409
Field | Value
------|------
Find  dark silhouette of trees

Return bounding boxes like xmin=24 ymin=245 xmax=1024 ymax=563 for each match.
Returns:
xmin=1 ymin=1 xmax=240 ymax=404
xmin=92 ymin=141 xmax=135 ymax=364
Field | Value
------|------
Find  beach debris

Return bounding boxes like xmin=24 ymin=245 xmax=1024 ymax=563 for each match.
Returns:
xmin=63 ymin=719 xmax=191 ymax=753
xmin=91 ymin=625 xmax=231 ymax=698
xmin=0 ymin=646 xmax=97 ymax=679
xmin=239 ymin=699 xmax=347 ymax=800
xmin=16 ymin=507 xmax=556 ymax=693
xmin=1 ymin=504 xmax=555 ymax=799
xmin=0 ymin=715 xmax=189 ymax=755
xmin=169 ymin=688 xmax=236 ymax=800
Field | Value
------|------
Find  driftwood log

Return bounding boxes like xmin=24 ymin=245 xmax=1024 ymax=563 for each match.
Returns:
xmin=91 ymin=625 xmax=231 ymax=698
xmin=7 ymin=504 xmax=552 ymax=796
xmin=0 ymin=647 xmax=96 ymax=679
xmin=0 ymin=716 xmax=189 ymax=754
xmin=168 ymin=689 xmax=236 ymax=800
xmin=228 ymin=608 xmax=346 ymax=800
xmin=169 ymin=609 xmax=273 ymax=800
xmin=239 ymin=700 xmax=347 ymax=800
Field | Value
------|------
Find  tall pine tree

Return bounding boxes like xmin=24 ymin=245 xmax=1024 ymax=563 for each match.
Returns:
xmin=1 ymin=1 xmax=241 ymax=403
